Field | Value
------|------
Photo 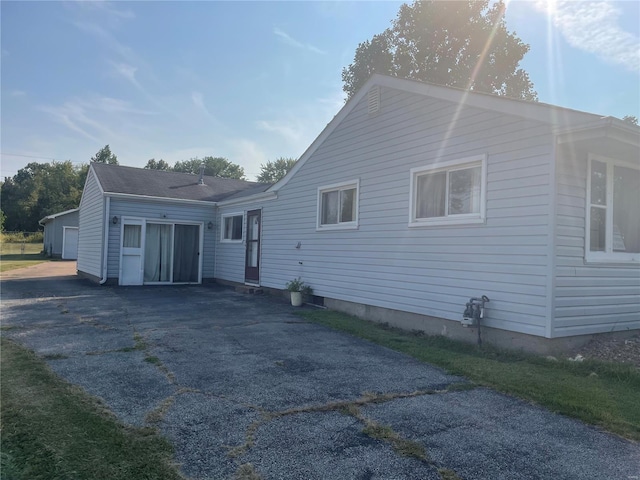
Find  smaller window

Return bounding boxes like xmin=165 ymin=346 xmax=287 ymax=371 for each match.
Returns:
xmin=410 ymin=155 xmax=486 ymax=227
xmin=317 ymin=180 xmax=359 ymax=230
xmin=222 ymin=214 xmax=243 ymax=241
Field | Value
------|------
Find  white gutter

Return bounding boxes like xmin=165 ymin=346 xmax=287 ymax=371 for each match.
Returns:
xmin=105 ymin=192 xmax=217 ymax=206
xmin=100 ymin=196 xmax=110 ymax=284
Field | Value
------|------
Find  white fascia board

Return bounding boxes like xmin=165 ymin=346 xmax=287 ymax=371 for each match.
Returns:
xmin=555 ymin=119 xmax=640 ymax=147
xmin=38 ymin=208 xmax=80 ymax=224
xmin=104 ymin=192 xmax=217 ymax=206
xmin=217 ymin=191 xmax=277 ymax=207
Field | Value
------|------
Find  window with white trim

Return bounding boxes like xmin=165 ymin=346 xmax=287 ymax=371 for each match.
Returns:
xmin=221 ymin=214 xmax=243 ymax=242
xmin=317 ymin=180 xmax=359 ymax=229
xmin=410 ymin=155 xmax=486 ymax=226
xmin=587 ymin=155 xmax=639 ymax=262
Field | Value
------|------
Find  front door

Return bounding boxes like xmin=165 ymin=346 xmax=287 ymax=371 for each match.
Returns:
xmin=120 ymin=220 xmax=144 ymax=285
xmin=244 ymin=209 xmax=261 ymax=284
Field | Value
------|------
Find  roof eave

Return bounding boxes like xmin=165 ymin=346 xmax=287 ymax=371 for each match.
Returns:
xmin=217 ymin=191 xmax=278 ymax=207
xmin=104 ymin=192 xmax=218 ymax=206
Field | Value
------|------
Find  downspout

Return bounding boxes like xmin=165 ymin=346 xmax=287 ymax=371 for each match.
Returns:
xmin=100 ymin=196 xmax=111 ymax=284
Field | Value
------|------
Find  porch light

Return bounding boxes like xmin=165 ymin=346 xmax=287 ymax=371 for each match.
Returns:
xmin=112 ymin=216 xmax=118 ymax=225
xmin=207 ymin=221 xmax=213 ymax=230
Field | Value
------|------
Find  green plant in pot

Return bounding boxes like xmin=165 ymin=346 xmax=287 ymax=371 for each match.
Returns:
xmin=286 ymin=277 xmax=312 ymax=306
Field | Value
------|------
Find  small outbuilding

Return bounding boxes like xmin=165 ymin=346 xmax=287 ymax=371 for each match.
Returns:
xmin=39 ymin=208 xmax=79 ymax=259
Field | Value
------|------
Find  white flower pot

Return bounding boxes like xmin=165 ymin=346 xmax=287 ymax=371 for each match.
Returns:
xmin=290 ymin=291 xmax=303 ymax=307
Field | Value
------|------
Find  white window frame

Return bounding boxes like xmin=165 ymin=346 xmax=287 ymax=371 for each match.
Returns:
xmin=409 ymin=155 xmax=487 ymax=227
xmin=316 ymin=179 xmax=360 ymax=231
xmin=221 ymin=212 xmax=244 ymax=243
xmin=585 ymin=154 xmax=640 ymax=263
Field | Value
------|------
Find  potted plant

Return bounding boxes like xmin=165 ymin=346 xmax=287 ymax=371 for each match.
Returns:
xmin=285 ymin=277 xmax=312 ymax=307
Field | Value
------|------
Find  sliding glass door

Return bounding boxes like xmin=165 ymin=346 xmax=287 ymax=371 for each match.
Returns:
xmin=142 ymin=222 xmax=201 ymax=284
xmin=173 ymin=224 xmax=199 ymax=283
xmin=144 ymin=223 xmax=173 ymax=283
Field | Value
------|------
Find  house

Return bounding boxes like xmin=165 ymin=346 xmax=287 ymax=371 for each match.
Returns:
xmin=39 ymin=208 xmax=79 ymax=259
xmin=78 ymin=74 xmax=639 ymax=352
xmin=76 ymin=163 xmax=270 ymax=285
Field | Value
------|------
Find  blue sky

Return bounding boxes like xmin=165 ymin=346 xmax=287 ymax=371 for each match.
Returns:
xmin=2 ymin=1 xmax=639 ymax=180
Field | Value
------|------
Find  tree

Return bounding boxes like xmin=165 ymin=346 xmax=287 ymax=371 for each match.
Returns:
xmin=144 ymin=158 xmax=171 ymax=170
xmin=91 ymin=144 xmax=119 ymax=164
xmin=173 ymin=156 xmax=245 ymax=179
xmin=257 ymin=157 xmax=297 ymax=183
xmin=342 ymin=0 xmax=537 ymax=101
xmin=622 ymin=115 xmax=638 ymax=126
xmin=0 ymin=161 xmax=85 ymax=232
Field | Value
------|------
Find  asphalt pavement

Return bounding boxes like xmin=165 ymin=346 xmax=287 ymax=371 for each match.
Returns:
xmin=2 ymin=264 xmax=639 ymax=480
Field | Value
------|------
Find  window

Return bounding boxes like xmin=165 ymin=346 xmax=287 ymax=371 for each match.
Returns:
xmin=222 ymin=214 xmax=243 ymax=241
xmin=410 ymin=155 xmax=486 ymax=226
xmin=587 ymin=155 xmax=640 ymax=262
xmin=317 ymin=180 xmax=359 ymax=229
xmin=123 ymin=224 xmax=141 ymax=248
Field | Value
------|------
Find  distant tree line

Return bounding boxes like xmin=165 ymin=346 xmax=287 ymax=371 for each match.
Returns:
xmin=1 ymin=145 xmax=297 ymax=232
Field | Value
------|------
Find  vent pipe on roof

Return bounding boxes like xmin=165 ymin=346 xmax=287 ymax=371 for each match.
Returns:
xmin=198 ymin=164 xmax=205 ymax=185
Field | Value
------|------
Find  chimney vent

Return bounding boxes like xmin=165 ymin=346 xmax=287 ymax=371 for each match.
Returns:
xmin=198 ymin=164 xmax=205 ymax=185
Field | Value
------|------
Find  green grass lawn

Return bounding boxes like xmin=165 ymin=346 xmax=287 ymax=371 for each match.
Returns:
xmin=0 ymin=243 xmax=47 ymax=272
xmin=1 ymin=338 xmax=183 ymax=480
xmin=299 ymin=310 xmax=640 ymax=441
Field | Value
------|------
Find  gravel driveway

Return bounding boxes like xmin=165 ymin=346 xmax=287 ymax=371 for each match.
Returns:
xmin=2 ymin=267 xmax=639 ymax=480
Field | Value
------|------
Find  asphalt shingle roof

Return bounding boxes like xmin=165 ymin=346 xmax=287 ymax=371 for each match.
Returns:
xmin=91 ymin=163 xmax=271 ymax=203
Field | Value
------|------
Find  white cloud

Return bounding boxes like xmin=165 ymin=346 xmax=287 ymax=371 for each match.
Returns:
xmin=273 ymin=27 xmax=326 ymax=55
xmin=227 ymin=139 xmax=269 ymax=179
xmin=191 ymin=91 xmax=213 ymax=118
xmin=38 ymin=95 xmax=157 ymax=146
xmin=10 ymin=90 xmax=27 ymax=97
xmin=109 ymin=61 xmax=142 ymax=89
xmin=535 ymin=1 xmax=640 ymax=72
xmin=256 ymin=88 xmax=344 ymax=157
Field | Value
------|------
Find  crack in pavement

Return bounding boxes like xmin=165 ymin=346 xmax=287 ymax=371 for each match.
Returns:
xmin=225 ymin=383 xmax=476 ymax=466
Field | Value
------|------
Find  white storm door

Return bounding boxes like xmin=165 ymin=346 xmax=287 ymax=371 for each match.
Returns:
xmin=119 ymin=220 xmax=144 ymax=285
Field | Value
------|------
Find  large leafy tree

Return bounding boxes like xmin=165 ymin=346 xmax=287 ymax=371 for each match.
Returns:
xmin=173 ymin=156 xmax=245 ymax=179
xmin=91 ymin=144 xmax=119 ymax=164
xmin=144 ymin=158 xmax=171 ymax=170
xmin=256 ymin=157 xmax=297 ymax=183
xmin=0 ymin=161 xmax=86 ymax=231
xmin=342 ymin=0 xmax=537 ymax=101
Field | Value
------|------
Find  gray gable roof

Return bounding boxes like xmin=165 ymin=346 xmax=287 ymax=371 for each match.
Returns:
xmin=91 ymin=163 xmax=271 ymax=203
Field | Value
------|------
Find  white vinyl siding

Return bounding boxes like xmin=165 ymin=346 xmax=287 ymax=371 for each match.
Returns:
xmin=107 ymin=198 xmax=215 ymax=280
xmin=553 ymin=147 xmax=640 ymax=336
xmin=216 ymin=86 xmax=556 ymax=337
xmin=77 ymin=170 xmax=104 ymax=278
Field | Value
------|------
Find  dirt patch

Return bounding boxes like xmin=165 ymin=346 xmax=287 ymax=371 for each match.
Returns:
xmin=574 ymin=333 xmax=640 ymax=368
xmin=0 ymin=261 xmax=77 ymax=280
